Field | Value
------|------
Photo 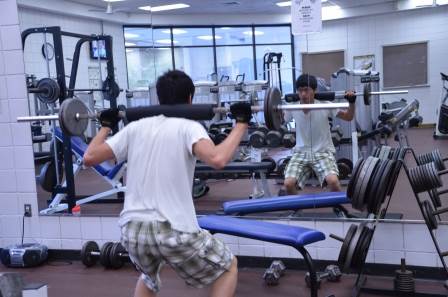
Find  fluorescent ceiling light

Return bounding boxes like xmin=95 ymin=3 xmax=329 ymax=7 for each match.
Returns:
xmin=243 ymin=30 xmax=264 ymax=36
xmin=438 ymin=0 xmax=448 ymax=4
xmin=322 ymin=5 xmax=342 ymax=19
xmin=125 ymin=42 xmax=136 ymax=46
xmin=139 ymin=3 xmax=190 ymax=12
xmin=155 ymin=39 xmax=178 ymax=44
xmin=276 ymin=0 xmax=327 ymax=7
xmin=125 ymin=49 xmax=133 ymax=53
xmin=104 ymin=0 xmax=125 ymax=2
xmin=220 ymin=27 xmax=232 ymax=30
xmin=124 ymin=32 xmax=139 ymax=39
xmin=197 ymin=35 xmax=222 ymax=40
xmin=162 ymin=29 xmax=187 ymax=34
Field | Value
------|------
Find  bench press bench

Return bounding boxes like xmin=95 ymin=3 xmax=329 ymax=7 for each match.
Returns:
xmin=195 ymin=161 xmax=276 ymax=197
xmin=222 ymin=192 xmax=349 ymax=215
xmin=198 ymin=215 xmax=325 ymax=297
xmin=40 ymin=128 xmax=126 ymax=214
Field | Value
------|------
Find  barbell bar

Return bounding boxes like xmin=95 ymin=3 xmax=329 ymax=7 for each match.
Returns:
xmin=17 ymin=87 xmax=349 ymax=136
xmin=27 ymin=77 xmax=122 ymax=104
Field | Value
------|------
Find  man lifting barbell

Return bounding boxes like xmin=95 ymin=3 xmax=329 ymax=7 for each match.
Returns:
xmin=83 ymin=70 xmax=250 ymax=297
xmin=283 ymin=74 xmax=357 ymax=195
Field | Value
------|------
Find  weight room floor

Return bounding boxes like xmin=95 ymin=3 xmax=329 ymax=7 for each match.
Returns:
xmin=36 ymin=127 xmax=448 ymax=220
xmin=3 ymin=261 xmax=446 ymax=297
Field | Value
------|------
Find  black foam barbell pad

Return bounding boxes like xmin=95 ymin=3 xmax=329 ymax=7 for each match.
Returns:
xmin=125 ymin=104 xmax=216 ymax=123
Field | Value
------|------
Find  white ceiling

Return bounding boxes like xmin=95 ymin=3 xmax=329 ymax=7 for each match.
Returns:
xmin=67 ymin=0 xmax=397 ymax=15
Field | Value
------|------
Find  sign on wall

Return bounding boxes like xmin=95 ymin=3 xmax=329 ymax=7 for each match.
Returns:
xmin=353 ymin=54 xmax=375 ymax=72
xmin=291 ymin=0 xmax=322 ymax=35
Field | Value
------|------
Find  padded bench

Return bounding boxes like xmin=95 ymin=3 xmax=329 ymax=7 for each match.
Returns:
xmin=198 ymin=215 xmax=325 ymax=297
xmin=223 ymin=192 xmax=349 ymax=215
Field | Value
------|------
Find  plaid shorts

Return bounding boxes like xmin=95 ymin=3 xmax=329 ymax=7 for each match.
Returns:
xmin=120 ymin=220 xmax=233 ymax=293
xmin=284 ymin=151 xmax=339 ymax=189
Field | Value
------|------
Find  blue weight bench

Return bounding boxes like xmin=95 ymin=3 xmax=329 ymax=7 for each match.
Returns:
xmin=198 ymin=215 xmax=325 ymax=297
xmin=195 ymin=161 xmax=275 ymax=198
xmin=40 ymin=127 xmax=126 ymax=214
xmin=222 ymin=192 xmax=350 ymax=216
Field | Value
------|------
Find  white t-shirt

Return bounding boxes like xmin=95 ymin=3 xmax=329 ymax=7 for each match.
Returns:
xmin=285 ymin=101 xmax=339 ymax=153
xmin=106 ymin=115 xmax=210 ymax=233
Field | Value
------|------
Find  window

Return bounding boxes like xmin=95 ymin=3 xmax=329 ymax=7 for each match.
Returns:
xmin=302 ymin=51 xmax=345 ymax=83
xmin=174 ymin=47 xmax=215 ymax=81
xmin=126 ymin=48 xmax=172 ymax=90
xmin=124 ymin=25 xmax=295 ymax=95
xmin=216 ymin=46 xmax=254 ymax=81
xmin=383 ymin=42 xmax=428 ymax=88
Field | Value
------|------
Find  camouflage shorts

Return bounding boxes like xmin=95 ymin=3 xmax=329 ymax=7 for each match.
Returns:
xmin=120 ymin=220 xmax=233 ymax=292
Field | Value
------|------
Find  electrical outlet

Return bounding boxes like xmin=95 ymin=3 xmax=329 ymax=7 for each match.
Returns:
xmin=24 ymin=204 xmax=32 ymax=217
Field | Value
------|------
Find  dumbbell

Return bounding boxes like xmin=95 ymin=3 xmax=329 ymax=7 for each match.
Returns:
xmin=408 ymin=162 xmax=448 ymax=193
xmin=331 ymin=125 xmax=343 ymax=146
xmin=108 ymin=242 xmax=129 ymax=269
xmin=416 ymin=149 xmax=447 ymax=171
xmin=249 ymin=126 xmax=269 ymax=148
xmin=305 ymin=265 xmax=342 ymax=288
xmin=337 ymin=158 xmax=353 ymax=180
xmin=81 ymin=241 xmax=115 ymax=267
xmin=277 ymin=157 xmax=291 ymax=178
xmin=282 ymin=132 xmax=296 ymax=148
xmin=266 ymin=127 xmax=288 ymax=148
xmin=263 ymin=260 xmax=286 ymax=286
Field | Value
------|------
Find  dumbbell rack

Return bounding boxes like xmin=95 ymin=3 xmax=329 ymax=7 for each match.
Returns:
xmin=351 ymin=147 xmax=448 ymax=297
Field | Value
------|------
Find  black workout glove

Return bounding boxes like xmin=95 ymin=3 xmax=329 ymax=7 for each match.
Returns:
xmin=99 ymin=108 xmax=120 ymax=129
xmin=230 ymin=102 xmax=252 ymax=124
xmin=344 ymin=91 xmax=357 ymax=104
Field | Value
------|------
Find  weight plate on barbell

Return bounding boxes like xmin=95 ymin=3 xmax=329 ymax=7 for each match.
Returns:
xmin=264 ymin=87 xmax=283 ymax=131
xmin=36 ymin=78 xmax=60 ymax=104
xmin=102 ymin=77 xmax=120 ymax=101
xmin=59 ymin=98 xmax=89 ymax=136
xmin=337 ymin=224 xmax=357 ymax=270
xmin=422 ymin=200 xmax=438 ymax=230
xmin=109 ymin=242 xmax=126 ymax=269
xmin=100 ymin=241 xmax=114 ymax=268
xmin=81 ymin=241 xmax=99 ymax=267
xmin=363 ymin=83 xmax=371 ymax=106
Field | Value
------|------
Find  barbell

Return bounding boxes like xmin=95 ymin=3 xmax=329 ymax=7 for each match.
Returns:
xmin=28 ymin=77 xmax=121 ymax=104
xmin=17 ymin=87 xmax=349 ymax=136
xmin=285 ymin=83 xmax=408 ymax=105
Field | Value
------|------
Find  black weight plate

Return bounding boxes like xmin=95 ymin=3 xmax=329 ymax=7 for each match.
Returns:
xmin=391 ymin=147 xmax=400 ymax=161
xmin=422 ymin=200 xmax=438 ymax=230
xmin=59 ymin=98 xmax=89 ymax=136
xmin=429 ymin=189 xmax=442 ymax=208
xmin=363 ymin=83 xmax=371 ymax=106
xmin=351 ymin=226 xmax=374 ymax=272
xmin=377 ymin=146 xmax=387 ymax=160
xmin=416 ymin=164 xmax=428 ymax=193
xmin=249 ymin=131 xmax=266 ymax=148
xmin=347 ymin=159 xmax=364 ymax=198
xmin=355 ymin=157 xmax=380 ymax=211
xmin=380 ymin=146 xmax=392 ymax=160
xmin=398 ymin=147 xmax=407 ymax=161
xmin=338 ymin=158 xmax=353 ymax=172
xmin=352 ymin=157 xmax=375 ymax=209
xmin=102 ymin=77 xmax=120 ymax=101
xmin=343 ymin=223 xmax=365 ymax=272
xmin=36 ymin=78 xmax=60 ymax=104
xmin=409 ymin=167 xmax=421 ymax=193
xmin=81 ymin=241 xmax=99 ymax=267
xmin=258 ymin=126 xmax=269 ymax=135
xmin=386 ymin=160 xmax=402 ymax=196
xmin=100 ymin=242 xmax=113 ymax=268
xmin=360 ymin=157 xmax=381 ymax=212
xmin=379 ymin=160 xmax=396 ymax=204
xmin=266 ymin=131 xmax=283 ymax=148
xmin=262 ymin=157 xmax=277 ymax=172
xmin=338 ymin=163 xmax=351 ymax=180
xmin=337 ymin=224 xmax=357 ymax=269
xmin=366 ymin=160 xmax=389 ymax=213
xmin=433 ymin=150 xmax=446 ymax=170
xmin=264 ymin=87 xmax=283 ymax=131
xmin=425 ymin=163 xmax=442 ymax=191
xmin=109 ymin=242 xmax=126 ymax=269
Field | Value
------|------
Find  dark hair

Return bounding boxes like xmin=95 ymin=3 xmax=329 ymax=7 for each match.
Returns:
xmin=156 ymin=70 xmax=195 ymax=105
xmin=295 ymin=74 xmax=317 ymax=91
